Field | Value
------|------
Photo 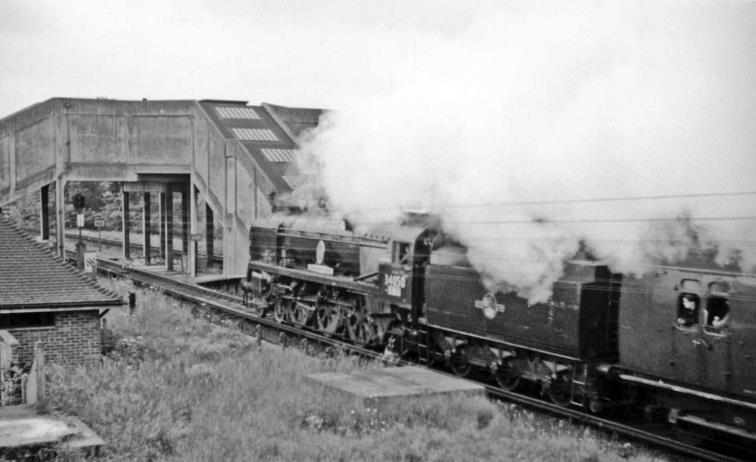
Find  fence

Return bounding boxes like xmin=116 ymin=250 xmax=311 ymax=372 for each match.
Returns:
xmin=0 ymin=333 xmax=45 ymax=406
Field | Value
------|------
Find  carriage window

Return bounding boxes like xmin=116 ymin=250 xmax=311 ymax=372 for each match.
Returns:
xmin=676 ymin=279 xmax=701 ymax=328
xmin=705 ymin=281 xmax=731 ymax=334
xmin=393 ymin=242 xmax=411 ymax=265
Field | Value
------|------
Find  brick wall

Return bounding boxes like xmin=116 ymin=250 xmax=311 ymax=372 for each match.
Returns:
xmin=8 ymin=310 xmax=101 ymax=367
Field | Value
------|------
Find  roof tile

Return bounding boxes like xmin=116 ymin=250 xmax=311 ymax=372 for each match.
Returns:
xmin=0 ymin=218 xmax=124 ymax=309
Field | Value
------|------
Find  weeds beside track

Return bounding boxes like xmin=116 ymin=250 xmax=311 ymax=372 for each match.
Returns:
xmin=91 ymin=255 xmax=747 ymax=462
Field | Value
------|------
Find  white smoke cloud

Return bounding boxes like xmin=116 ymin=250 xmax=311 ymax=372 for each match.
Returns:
xmin=300 ymin=2 xmax=756 ymax=301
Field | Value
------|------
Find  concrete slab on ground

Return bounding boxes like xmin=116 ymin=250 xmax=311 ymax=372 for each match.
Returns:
xmin=0 ymin=405 xmax=104 ymax=453
xmin=306 ymin=366 xmax=485 ymax=405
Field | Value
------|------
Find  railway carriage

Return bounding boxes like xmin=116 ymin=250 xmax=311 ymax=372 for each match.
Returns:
xmin=609 ymin=268 xmax=756 ymax=442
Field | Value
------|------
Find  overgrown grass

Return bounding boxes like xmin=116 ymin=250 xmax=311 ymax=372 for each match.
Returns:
xmin=42 ymin=279 xmax=670 ymax=461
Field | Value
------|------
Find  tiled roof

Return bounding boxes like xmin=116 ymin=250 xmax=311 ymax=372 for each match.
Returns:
xmin=0 ymin=218 xmax=123 ymax=309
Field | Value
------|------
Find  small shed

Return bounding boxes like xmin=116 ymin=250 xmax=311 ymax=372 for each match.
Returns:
xmin=0 ymin=217 xmax=123 ymax=367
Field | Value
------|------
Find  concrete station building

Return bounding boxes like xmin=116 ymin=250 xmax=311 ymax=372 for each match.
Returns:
xmin=0 ymin=98 xmax=323 ymax=276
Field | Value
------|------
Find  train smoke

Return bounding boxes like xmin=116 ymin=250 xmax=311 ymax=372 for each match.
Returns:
xmin=297 ymin=2 xmax=756 ymax=301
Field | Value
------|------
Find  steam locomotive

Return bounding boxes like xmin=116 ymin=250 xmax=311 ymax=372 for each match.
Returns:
xmin=244 ymin=211 xmax=756 ymax=447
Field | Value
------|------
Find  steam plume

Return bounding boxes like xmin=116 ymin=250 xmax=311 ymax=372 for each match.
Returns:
xmin=298 ymin=2 xmax=756 ymax=301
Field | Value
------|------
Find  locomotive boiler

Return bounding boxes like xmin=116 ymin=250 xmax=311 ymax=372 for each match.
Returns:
xmin=245 ymin=212 xmax=435 ymax=345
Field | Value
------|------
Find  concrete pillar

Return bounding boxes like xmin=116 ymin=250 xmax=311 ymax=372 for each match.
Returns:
xmin=159 ymin=192 xmax=166 ymax=261
xmin=184 ymin=185 xmax=198 ymax=278
xmin=206 ymin=204 xmax=214 ymax=265
xmin=166 ymin=184 xmax=174 ymax=271
xmin=181 ymin=187 xmax=189 ymax=255
xmin=122 ymin=189 xmax=130 ymax=260
xmin=55 ymin=178 xmax=66 ymax=258
xmin=142 ymin=192 xmax=151 ymax=265
xmin=189 ymin=183 xmax=199 ymax=278
xmin=40 ymin=184 xmax=50 ymax=241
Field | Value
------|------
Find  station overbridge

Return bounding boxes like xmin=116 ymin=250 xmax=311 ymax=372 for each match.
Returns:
xmin=0 ymin=98 xmax=323 ymax=276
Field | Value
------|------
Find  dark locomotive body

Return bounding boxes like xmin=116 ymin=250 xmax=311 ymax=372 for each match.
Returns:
xmin=245 ymin=212 xmax=433 ymax=343
xmin=425 ymin=260 xmax=618 ymax=359
xmin=244 ymin=212 xmax=756 ymax=446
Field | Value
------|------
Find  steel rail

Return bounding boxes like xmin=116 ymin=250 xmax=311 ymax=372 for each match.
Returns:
xmin=64 ymin=232 xmax=223 ymax=261
xmin=482 ymin=385 xmax=746 ymax=462
xmin=93 ymin=256 xmax=385 ymax=361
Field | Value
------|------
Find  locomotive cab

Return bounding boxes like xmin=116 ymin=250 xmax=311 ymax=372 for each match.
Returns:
xmin=376 ymin=225 xmax=433 ymax=316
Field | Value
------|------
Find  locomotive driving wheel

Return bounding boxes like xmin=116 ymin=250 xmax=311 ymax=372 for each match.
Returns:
xmin=316 ymin=303 xmax=342 ymax=336
xmin=492 ymin=357 xmax=520 ymax=391
xmin=449 ymin=347 xmax=473 ymax=377
xmin=546 ymin=370 xmax=573 ymax=407
xmin=346 ymin=313 xmax=381 ymax=347
xmin=273 ymin=297 xmax=292 ymax=324
xmin=291 ymin=300 xmax=314 ymax=328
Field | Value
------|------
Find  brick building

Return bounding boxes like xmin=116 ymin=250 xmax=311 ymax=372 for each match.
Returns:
xmin=0 ymin=217 xmax=123 ymax=367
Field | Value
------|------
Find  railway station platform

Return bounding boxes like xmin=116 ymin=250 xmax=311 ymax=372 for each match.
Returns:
xmin=306 ymin=366 xmax=485 ymax=405
xmin=0 ymin=405 xmax=104 ymax=455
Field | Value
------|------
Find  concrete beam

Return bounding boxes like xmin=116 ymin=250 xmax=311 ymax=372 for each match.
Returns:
xmin=206 ymin=203 xmax=214 ymax=264
xmin=122 ymin=189 xmax=130 ymax=260
xmin=122 ymin=182 xmax=168 ymax=194
xmin=165 ymin=184 xmax=174 ymax=271
xmin=181 ymin=188 xmax=189 ymax=255
xmin=143 ymin=192 xmax=151 ymax=265
xmin=189 ymin=184 xmax=197 ymax=278
xmin=159 ymin=192 xmax=166 ymax=261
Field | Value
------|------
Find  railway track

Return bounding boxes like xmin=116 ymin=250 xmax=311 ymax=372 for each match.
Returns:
xmin=88 ymin=254 xmax=749 ymax=462
xmin=64 ymin=231 xmax=223 ymax=262
xmin=91 ymin=255 xmax=385 ymax=361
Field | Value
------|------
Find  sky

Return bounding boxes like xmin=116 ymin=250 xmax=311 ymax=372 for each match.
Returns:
xmin=2 ymin=0 xmax=756 ymax=299
xmin=0 ymin=0 xmax=503 ymax=115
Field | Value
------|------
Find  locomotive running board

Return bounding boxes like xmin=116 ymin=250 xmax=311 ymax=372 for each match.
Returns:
xmin=617 ymin=373 xmax=756 ymax=412
xmin=423 ymin=322 xmax=583 ymax=362
xmin=249 ymin=261 xmax=379 ymax=295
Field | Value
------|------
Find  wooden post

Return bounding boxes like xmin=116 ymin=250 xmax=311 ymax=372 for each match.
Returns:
xmin=35 ymin=342 xmax=45 ymax=404
xmin=40 ymin=184 xmax=50 ymax=241
xmin=55 ymin=178 xmax=66 ymax=258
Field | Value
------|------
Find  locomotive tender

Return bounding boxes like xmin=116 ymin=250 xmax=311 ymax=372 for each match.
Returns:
xmin=244 ymin=211 xmax=756 ymax=446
